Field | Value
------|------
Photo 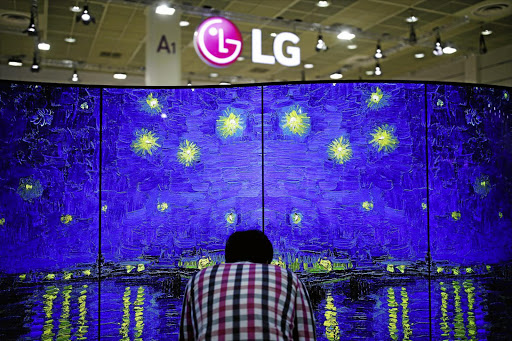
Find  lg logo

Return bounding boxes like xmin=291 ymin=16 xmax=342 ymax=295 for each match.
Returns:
xmin=193 ymin=17 xmax=300 ymax=68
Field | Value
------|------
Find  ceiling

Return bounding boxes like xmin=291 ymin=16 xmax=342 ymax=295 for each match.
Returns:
xmin=0 ymin=0 xmax=511 ymax=84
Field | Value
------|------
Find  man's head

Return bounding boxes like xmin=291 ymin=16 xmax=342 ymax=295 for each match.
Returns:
xmin=225 ymin=230 xmax=274 ymax=264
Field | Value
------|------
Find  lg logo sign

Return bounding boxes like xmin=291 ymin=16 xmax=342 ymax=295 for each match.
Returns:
xmin=193 ymin=17 xmax=300 ymax=68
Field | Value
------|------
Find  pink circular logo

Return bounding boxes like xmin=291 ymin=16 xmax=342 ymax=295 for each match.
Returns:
xmin=193 ymin=17 xmax=243 ymax=68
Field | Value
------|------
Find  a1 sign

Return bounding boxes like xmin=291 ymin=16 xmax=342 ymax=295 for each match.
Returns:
xmin=193 ymin=16 xmax=301 ymax=68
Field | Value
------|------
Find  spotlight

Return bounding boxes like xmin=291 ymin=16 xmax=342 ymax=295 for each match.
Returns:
xmin=155 ymin=4 xmax=176 ymax=15
xmin=337 ymin=30 xmax=355 ymax=40
xmin=479 ymin=33 xmax=488 ymax=54
xmin=77 ymin=5 xmax=95 ymax=25
xmin=317 ymin=1 xmax=330 ymax=7
xmin=8 ymin=58 xmax=23 ymax=67
xmin=374 ymin=41 xmax=383 ymax=59
xmin=71 ymin=69 xmax=79 ymax=82
xmin=38 ymin=42 xmax=51 ymax=51
xmin=31 ymin=56 xmax=40 ymax=72
xmin=315 ymin=34 xmax=328 ymax=52
xmin=23 ymin=12 xmax=37 ymax=36
xmin=433 ymin=31 xmax=443 ymax=56
xmin=442 ymin=45 xmax=456 ymax=54
xmin=374 ymin=63 xmax=382 ymax=76
xmin=113 ymin=73 xmax=127 ymax=80
xmin=330 ymin=70 xmax=343 ymax=80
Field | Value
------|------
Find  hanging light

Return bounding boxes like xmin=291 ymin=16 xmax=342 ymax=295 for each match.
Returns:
xmin=71 ymin=69 xmax=79 ymax=82
xmin=316 ymin=1 xmax=330 ymax=7
xmin=187 ymin=79 xmax=192 ymax=86
xmin=113 ymin=73 xmax=127 ymax=80
xmin=337 ymin=30 xmax=355 ymax=40
xmin=330 ymin=70 xmax=343 ymax=79
xmin=374 ymin=63 xmax=382 ymax=76
xmin=433 ymin=30 xmax=443 ymax=56
xmin=155 ymin=4 xmax=176 ymax=15
xmin=38 ymin=41 xmax=51 ymax=51
xmin=23 ymin=1 xmax=38 ymax=36
xmin=374 ymin=41 xmax=383 ymax=59
xmin=31 ymin=54 xmax=40 ymax=72
xmin=315 ymin=34 xmax=328 ymax=52
xmin=8 ymin=58 xmax=23 ymax=67
xmin=442 ymin=43 xmax=457 ymax=55
xmin=481 ymin=28 xmax=492 ymax=36
xmin=406 ymin=12 xmax=418 ymax=23
xmin=77 ymin=5 xmax=95 ymax=25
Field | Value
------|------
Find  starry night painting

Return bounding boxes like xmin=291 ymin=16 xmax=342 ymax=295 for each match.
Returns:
xmin=0 ymin=81 xmax=510 ymax=340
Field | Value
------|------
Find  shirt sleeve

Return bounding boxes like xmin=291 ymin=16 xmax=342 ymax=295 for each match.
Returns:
xmin=293 ymin=277 xmax=317 ymax=341
xmin=179 ymin=278 xmax=196 ymax=341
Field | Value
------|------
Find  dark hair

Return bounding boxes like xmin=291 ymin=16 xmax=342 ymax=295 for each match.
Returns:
xmin=225 ymin=230 xmax=274 ymax=264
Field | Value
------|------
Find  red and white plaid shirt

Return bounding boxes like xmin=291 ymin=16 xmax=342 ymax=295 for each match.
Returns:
xmin=180 ymin=262 xmax=316 ymax=341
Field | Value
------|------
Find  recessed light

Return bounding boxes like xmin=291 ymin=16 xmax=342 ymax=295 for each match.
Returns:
xmin=414 ymin=53 xmax=425 ymax=59
xmin=347 ymin=44 xmax=357 ymax=50
xmin=38 ymin=42 xmax=51 ymax=51
xmin=210 ymin=72 xmax=219 ymax=78
xmin=330 ymin=72 xmax=343 ymax=79
xmin=219 ymin=82 xmax=231 ymax=85
xmin=337 ymin=31 xmax=355 ymax=40
xmin=113 ymin=73 xmax=127 ymax=80
xmin=179 ymin=20 xmax=190 ymax=27
xmin=317 ymin=1 xmax=330 ymax=7
xmin=304 ymin=63 xmax=314 ymax=69
xmin=70 ymin=6 xmax=82 ymax=13
xmin=64 ymin=37 xmax=76 ymax=43
xmin=270 ymin=32 xmax=277 ymax=37
xmin=155 ymin=4 xmax=175 ymax=15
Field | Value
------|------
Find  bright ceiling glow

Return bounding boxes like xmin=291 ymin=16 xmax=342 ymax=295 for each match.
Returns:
xmin=38 ymin=42 xmax=51 ymax=51
xmin=155 ymin=4 xmax=176 ymax=15
xmin=414 ymin=53 xmax=425 ymax=59
xmin=113 ymin=73 xmax=127 ymax=80
xmin=179 ymin=21 xmax=190 ymax=27
xmin=317 ymin=1 xmax=330 ymax=7
xmin=347 ymin=44 xmax=357 ymax=49
xmin=406 ymin=15 xmax=418 ymax=23
xmin=337 ymin=30 xmax=355 ymax=40
xmin=304 ymin=63 xmax=314 ymax=69
xmin=481 ymin=29 xmax=492 ymax=36
xmin=219 ymin=82 xmax=231 ymax=85
xmin=365 ymin=70 xmax=374 ymax=75
xmin=70 ymin=6 xmax=82 ymax=13
xmin=8 ymin=60 xmax=22 ymax=67
xmin=442 ymin=46 xmax=457 ymax=54
xmin=64 ymin=37 xmax=76 ymax=43
xmin=330 ymin=72 xmax=343 ymax=79
xmin=270 ymin=32 xmax=277 ymax=37
xmin=210 ymin=72 xmax=219 ymax=78
xmin=237 ymin=56 xmax=245 ymax=61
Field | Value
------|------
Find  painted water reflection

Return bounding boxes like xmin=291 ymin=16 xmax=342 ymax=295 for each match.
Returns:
xmin=1 ymin=276 xmax=511 ymax=340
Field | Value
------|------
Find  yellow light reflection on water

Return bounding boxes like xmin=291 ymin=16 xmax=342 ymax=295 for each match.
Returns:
xmin=134 ymin=286 xmax=145 ymax=340
xmin=400 ymin=287 xmax=412 ymax=340
xmin=439 ymin=282 xmax=452 ymax=338
xmin=387 ymin=287 xmax=399 ymax=340
xmin=76 ymin=285 xmax=89 ymax=340
xmin=463 ymin=280 xmax=477 ymax=341
xmin=453 ymin=281 xmax=467 ymax=339
xmin=42 ymin=286 xmax=59 ymax=341
xmin=120 ymin=287 xmax=131 ymax=340
xmin=323 ymin=291 xmax=340 ymax=341
xmin=57 ymin=285 xmax=72 ymax=340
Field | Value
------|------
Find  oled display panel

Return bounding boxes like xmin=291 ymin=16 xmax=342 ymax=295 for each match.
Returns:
xmin=0 ymin=81 xmax=510 ymax=340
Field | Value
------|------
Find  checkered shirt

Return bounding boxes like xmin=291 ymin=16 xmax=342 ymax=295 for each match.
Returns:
xmin=179 ymin=262 xmax=316 ymax=341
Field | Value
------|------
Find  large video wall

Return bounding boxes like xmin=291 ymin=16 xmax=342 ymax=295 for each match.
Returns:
xmin=0 ymin=81 xmax=510 ymax=340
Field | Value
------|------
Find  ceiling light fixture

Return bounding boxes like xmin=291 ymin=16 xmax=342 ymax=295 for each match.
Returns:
xmin=113 ymin=73 xmax=127 ymax=80
xmin=406 ymin=12 xmax=418 ymax=23
xmin=481 ymin=28 xmax=492 ymax=36
xmin=8 ymin=58 xmax=23 ymax=67
xmin=219 ymin=81 xmax=231 ymax=85
xmin=31 ymin=54 xmax=40 ymax=72
xmin=374 ymin=63 xmax=382 ymax=76
xmin=23 ymin=1 xmax=38 ymax=36
xmin=433 ymin=29 xmax=443 ymax=56
xmin=442 ymin=44 xmax=457 ymax=54
xmin=77 ymin=4 xmax=95 ymax=25
xmin=71 ymin=69 xmax=79 ymax=82
xmin=304 ymin=63 xmax=314 ymax=69
xmin=64 ymin=37 xmax=76 ymax=43
xmin=210 ymin=72 xmax=219 ymax=78
xmin=70 ymin=6 xmax=82 ymax=13
xmin=315 ymin=33 xmax=328 ymax=52
xmin=156 ymin=4 xmax=176 ymax=15
xmin=347 ymin=44 xmax=357 ymax=50
xmin=187 ymin=79 xmax=192 ymax=86
xmin=414 ymin=53 xmax=425 ymax=59
xmin=337 ymin=30 xmax=355 ymax=40
xmin=365 ymin=70 xmax=374 ymax=76
xmin=317 ymin=1 xmax=330 ymax=7
xmin=38 ymin=42 xmax=51 ymax=51
xmin=270 ymin=32 xmax=277 ymax=37
xmin=179 ymin=20 xmax=190 ymax=27
xmin=330 ymin=70 xmax=343 ymax=79
xmin=237 ymin=56 xmax=245 ymax=61
xmin=374 ymin=41 xmax=383 ymax=59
